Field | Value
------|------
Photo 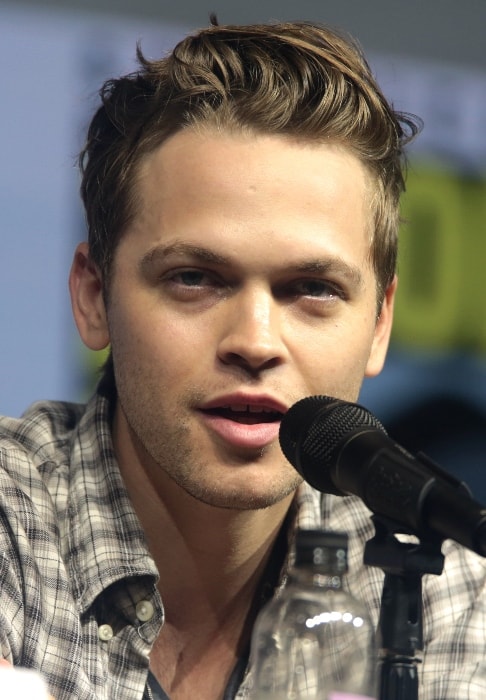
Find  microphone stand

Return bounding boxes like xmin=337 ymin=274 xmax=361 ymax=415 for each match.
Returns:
xmin=364 ymin=515 xmax=445 ymax=700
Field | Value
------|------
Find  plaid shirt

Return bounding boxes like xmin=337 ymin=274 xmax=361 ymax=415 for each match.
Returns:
xmin=0 ymin=389 xmax=485 ymax=699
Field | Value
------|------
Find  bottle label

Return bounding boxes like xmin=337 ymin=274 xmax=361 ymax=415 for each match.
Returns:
xmin=329 ymin=694 xmax=376 ymax=700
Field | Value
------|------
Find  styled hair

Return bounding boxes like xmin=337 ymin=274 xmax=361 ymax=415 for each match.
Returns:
xmin=80 ymin=18 xmax=419 ymax=301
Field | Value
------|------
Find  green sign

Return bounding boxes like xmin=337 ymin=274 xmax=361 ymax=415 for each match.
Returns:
xmin=393 ymin=166 xmax=486 ymax=353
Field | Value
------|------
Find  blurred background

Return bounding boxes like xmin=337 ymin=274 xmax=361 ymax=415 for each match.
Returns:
xmin=1 ymin=0 xmax=485 ymax=495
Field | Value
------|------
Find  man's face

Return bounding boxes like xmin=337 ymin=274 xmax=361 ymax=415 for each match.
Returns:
xmin=79 ymin=130 xmax=395 ymax=510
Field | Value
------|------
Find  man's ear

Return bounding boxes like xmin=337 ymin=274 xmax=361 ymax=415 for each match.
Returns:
xmin=365 ymin=275 xmax=397 ymax=378
xmin=69 ymin=242 xmax=110 ymax=351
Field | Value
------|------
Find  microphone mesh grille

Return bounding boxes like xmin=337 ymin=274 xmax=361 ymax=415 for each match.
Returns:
xmin=303 ymin=399 xmax=384 ymax=468
xmin=279 ymin=396 xmax=385 ymax=492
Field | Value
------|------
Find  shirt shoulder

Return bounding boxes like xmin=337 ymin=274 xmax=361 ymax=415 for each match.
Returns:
xmin=0 ymin=399 xmax=85 ymax=475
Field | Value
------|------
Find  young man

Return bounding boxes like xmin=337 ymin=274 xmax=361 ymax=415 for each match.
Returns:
xmin=1 ymin=19 xmax=485 ymax=700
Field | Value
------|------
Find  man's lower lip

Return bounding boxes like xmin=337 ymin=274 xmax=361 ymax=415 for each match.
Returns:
xmin=200 ymin=413 xmax=281 ymax=449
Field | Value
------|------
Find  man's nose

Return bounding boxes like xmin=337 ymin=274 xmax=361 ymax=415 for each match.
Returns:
xmin=216 ymin=286 xmax=289 ymax=374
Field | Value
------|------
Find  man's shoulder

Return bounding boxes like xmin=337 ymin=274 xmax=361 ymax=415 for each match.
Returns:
xmin=0 ymin=399 xmax=87 ymax=473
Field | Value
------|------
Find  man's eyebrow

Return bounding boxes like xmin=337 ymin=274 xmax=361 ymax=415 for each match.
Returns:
xmin=139 ymin=243 xmax=230 ymax=271
xmin=139 ymin=242 xmax=364 ymax=287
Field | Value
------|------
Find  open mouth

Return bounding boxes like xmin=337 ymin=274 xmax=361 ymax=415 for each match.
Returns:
xmin=203 ymin=405 xmax=283 ymax=425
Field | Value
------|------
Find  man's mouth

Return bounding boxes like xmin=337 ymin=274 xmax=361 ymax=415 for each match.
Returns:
xmin=198 ymin=397 xmax=286 ymax=449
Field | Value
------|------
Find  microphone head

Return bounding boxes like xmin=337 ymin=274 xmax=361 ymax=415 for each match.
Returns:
xmin=279 ymin=395 xmax=386 ymax=494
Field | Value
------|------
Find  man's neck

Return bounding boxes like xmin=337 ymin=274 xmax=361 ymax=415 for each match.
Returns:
xmin=125 ymin=459 xmax=292 ymax=617
xmin=112 ymin=402 xmax=295 ymax=614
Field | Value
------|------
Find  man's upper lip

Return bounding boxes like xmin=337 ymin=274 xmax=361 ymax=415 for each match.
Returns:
xmin=199 ymin=394 xmax=288 ymax=414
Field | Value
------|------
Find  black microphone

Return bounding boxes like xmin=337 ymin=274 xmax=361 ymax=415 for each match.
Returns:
xmin=279 ymin=395 xmax=486 ymax=557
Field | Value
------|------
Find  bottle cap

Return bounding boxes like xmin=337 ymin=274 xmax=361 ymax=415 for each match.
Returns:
xmin=294 ymin=529 xmax=348 ymax=574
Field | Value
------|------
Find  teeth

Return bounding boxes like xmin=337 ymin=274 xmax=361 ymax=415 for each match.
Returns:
xmin=224 ymin=404 xmax=274 ymax=413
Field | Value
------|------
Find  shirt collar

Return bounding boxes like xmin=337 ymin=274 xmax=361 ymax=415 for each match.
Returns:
xmin=66 ymin=388 xmax=158 ymax=612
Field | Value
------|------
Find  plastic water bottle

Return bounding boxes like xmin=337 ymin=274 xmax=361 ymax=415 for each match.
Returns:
xmin=248 ymin=529 xmax=378 ymax=699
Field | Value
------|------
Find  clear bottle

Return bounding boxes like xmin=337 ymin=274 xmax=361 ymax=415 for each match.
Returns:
xmin=248 ymin=529 xmax=378 ymax=700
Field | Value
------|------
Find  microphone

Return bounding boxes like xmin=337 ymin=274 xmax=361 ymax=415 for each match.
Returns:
xmin=279 ymin=395 xmax=486 ymax=557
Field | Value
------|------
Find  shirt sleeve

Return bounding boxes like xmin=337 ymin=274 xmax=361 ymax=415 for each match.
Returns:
xmin=0 ymin=447 xmax=82 ymax=695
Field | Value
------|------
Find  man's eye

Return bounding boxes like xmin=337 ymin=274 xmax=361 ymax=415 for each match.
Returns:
xmin=171 ymin=270 xmax=212 ymax=287
xmin=161 ymin=269 xmax=227 ymax=301
xmin=294 ymin=279 xmax=343 ymax=299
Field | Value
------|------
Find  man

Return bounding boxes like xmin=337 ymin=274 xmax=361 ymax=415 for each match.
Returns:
xmin=1 ymin=18 xmax=485 ymax=700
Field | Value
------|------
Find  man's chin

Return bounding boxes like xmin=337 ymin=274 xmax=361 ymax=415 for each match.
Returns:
xmin=185 ymin=480 xmax=302 ymax=511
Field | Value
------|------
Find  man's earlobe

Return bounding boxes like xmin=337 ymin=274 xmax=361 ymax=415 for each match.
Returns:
xmin=69 ymin=242 xmax=110 ymax=351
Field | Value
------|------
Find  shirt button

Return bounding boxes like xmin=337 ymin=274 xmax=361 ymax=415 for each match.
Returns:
xmin=98 ymin=624 xmax=114 ymax=641
xmin=136 ymin=600 xmax=155 ymax=622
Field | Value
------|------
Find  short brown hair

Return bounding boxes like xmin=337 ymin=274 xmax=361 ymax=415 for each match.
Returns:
xmin=80 ymin=18 xmax=419 ymax=303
